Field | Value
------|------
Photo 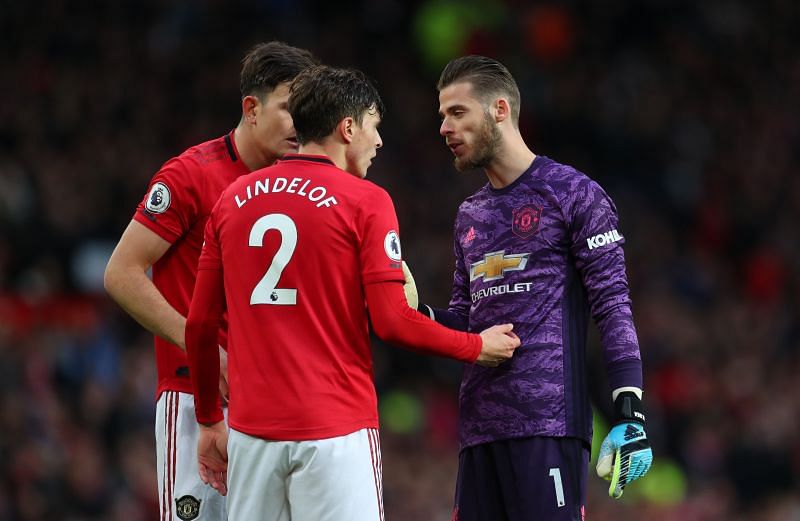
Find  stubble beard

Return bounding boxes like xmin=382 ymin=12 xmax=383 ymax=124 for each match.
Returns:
xmin=454 ymin=113 xmax=502 ymax=172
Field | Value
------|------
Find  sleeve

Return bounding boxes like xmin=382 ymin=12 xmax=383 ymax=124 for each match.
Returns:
xmin=186 ymin=212 xmax=225 ymax=424
xmin=567 ymin=178 xmax=642 ymax=389
xmin=198 ymin=200 xmax=229 ymax=351
xmin=365 ymin=280 xmax=481 ymax=363
xmin=133 ymin=156 xmax=200 ymax=244
xmin=431 ymin=226 xmax=471 ymax=331
xmin=355 ymin=187 xmax=405 ymax=286
xmin=197 ymin=198 xmax=223 ymax=272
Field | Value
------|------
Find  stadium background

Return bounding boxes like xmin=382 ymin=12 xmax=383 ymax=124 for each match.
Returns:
xmin=2 ymin=1 xmax=799 ymax=519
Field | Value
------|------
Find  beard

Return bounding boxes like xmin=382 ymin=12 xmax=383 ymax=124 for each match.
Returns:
xmin=454 ymin=112 xmax=502 ymax=172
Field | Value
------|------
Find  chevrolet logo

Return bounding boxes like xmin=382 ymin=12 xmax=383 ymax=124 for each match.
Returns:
xmin=470 ymin=250 xmax=530 ymax=282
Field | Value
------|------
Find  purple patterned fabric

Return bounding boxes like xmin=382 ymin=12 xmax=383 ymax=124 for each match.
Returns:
xmin=444 ymin=155 xmax=642 ymax=448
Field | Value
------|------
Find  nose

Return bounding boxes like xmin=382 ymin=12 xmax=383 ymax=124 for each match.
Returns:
xmin=375 ymin=130 xmax=383 ymax=149
xmin=439 ymin=119 xmax=452 ymax=137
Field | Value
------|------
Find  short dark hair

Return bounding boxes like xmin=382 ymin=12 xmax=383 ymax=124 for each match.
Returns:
xmin=240 ymin=42 xmax=317 ymax=99
xmin=288 ymin=65 xmax=385 ymax=145
xmin=437 ymin=55 xmax=521 ymax=125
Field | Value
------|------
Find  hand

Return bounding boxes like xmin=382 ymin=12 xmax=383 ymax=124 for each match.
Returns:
xmin=198 ymin=421 xmax=229 ymax=496
xmin=596 ymin=391 xmax=653 ymax=498
xmin=401 ymin=261 xmax=418 ymax=309
xmin=476 ymin=324 xmax=520 ymax=367
xmin=218 ymin=346 xmax=229 ymax=404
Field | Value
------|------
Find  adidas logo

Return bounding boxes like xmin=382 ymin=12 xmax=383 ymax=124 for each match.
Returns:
xmin=463 ymin=226 xmax=477 ymax=245
xmin=623 ymin=424 xmax=644 ymax=441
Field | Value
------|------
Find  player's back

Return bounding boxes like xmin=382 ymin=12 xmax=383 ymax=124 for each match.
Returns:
xmin=206 ymin=154 xmax=400 ymax=441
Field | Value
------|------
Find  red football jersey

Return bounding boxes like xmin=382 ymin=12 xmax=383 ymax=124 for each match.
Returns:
xmin=133 ymin=132 xmax=249 ymax=398
xmin=198 ymin=154 xmax=406 ymax=440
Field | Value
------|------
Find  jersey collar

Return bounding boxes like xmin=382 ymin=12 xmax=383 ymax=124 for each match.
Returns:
xmin=280 ymin=154 xmax=335 ymax=166
xmin=224 ymin=130 xmax=239 ymax=162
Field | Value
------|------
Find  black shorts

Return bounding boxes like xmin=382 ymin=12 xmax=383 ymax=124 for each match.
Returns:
xmin=453 ymin=436 xmax=589 ymax=521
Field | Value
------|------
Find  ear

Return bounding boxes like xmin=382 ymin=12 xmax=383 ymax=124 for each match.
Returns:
xmin=336 ymin=116 xmax=356 ymax=144
xmin=494 ymin=98 xmax=511 ymax=123
xmin=241 ymin=95 xmax=260 ymax=125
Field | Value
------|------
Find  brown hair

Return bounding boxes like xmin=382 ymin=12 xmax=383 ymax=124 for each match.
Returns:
xmin=239 ymin=42 xmax=317 ymax=100
xmin=438 ymin=55 xmax=521 ymax=126
xmin=288 ymin=65 xmax=385 ymax=145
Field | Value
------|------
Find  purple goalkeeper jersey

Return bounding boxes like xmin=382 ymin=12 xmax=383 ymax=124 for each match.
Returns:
xmin=444 ymin=155 xmax=642 ymax=448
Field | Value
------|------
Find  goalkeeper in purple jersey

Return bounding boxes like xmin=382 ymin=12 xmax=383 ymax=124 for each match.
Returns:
xmin=406 ymin=56 xmax=653 ymax=520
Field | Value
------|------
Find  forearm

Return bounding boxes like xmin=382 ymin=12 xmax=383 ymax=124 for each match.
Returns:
xmin=367 ymin=282 xmax=481 ymax=362
xmin=186 ymin=269 xmax=225 ymax=424
xmin=105 ymin=265 xmax=186 ymax=349
xmin=595 ymin=303 xmax=642 ymax=390
xmin=186 ymin=317 xmax=223 ymax=424
xmin=421 ymin=304 xmax=470 ymax=331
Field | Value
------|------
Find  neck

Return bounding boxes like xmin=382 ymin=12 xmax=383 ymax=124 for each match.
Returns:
xmin=484 ymin=130 xmax=536 ymax=189
xmin=233 ymin=123 xmax=278 ymax=171
xmin=298 ymin=141 xmax=348 ymax=172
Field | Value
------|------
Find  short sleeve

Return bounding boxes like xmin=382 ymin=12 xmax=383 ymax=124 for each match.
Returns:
xmin=133 ymin=157 xmax=200 ymax=244
xmin=355 ymin=187 xmax=405 ymax=286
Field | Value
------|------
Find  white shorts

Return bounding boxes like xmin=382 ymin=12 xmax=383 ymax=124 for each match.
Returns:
xmin=227 ymin=427 xmax=384 ymax=521
xmin=156 ymin=391 xmax=227 ymax=521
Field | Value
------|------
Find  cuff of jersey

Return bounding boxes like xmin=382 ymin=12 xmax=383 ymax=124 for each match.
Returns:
xmin=133 ymin=210 xmax=181 ymax=244
xmin=417 ymin=303 xmax=435 ymax=320
xmin=196 ymin=408 xmax=224 ymax=425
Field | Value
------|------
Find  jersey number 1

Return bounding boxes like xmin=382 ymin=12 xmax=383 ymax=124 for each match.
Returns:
xmin=249 ymin=213 xmax=297 ymax=305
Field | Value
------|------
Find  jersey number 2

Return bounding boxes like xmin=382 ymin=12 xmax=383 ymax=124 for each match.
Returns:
xmin=249 ymin=213 xmax=297 ymax=305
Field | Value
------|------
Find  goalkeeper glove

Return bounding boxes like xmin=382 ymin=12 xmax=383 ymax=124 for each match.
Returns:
xmin=596 ymin=390 xmax=653 ymax=498
xmin=401 ymin=261 xmax=418 ymax=309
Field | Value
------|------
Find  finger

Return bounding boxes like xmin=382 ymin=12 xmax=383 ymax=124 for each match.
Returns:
xmin=494 ymin=323 xmax=514 ymax=333
xmin=199 ymin=464 xmax=210 ymax=484
xmin=596 ymin=453 xmax=613 ymax=478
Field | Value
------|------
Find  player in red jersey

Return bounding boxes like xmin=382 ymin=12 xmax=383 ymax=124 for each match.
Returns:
xmin=104 ymin=42 xmax=316 ymax=521
xmin=185 ymin=65 xmax=521 ymax=521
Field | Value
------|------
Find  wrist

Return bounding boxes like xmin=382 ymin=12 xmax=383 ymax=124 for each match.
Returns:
xmin=417 ymin=302 xmax=435 ymax=320
xmin=613 ymin=390 xmax=646 ymax=426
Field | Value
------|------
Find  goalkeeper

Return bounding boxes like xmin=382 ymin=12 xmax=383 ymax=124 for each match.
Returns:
xmin=405 ymin=259 xmax=652 ymax=503
xmin=402 ymin=54 xmax=653 ymax=521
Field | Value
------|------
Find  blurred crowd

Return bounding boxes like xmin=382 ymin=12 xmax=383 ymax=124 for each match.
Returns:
xmin=2 ymin=0 xmax=799 ymax=519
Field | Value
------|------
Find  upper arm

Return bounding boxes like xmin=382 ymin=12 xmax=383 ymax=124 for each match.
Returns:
xmin=447 ymin=218 xmax=472 ymax=319
xmin=356 ymin=188 xmax=405 ymax=286
xmin=107 ymin=219 xmax=173 ymax=274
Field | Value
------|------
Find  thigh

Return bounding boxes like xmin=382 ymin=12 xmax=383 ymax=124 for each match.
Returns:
xmin=454 ymin=437 xmax=588 ymax=521
xmin=227 ymin=428 xmax=290 ymax=521
xmin=156 ymin=392 xmax=228 ymax=521
xmin=453 ymin=443 xmax=507 ymax=521
xmin=501 ymin=437 xmax=588 ymax=521
xmin=288 ymin=428 xmax=383 ymax=521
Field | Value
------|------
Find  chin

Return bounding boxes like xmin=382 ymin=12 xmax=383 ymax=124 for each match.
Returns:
xmin=454 ymin=157 xmax=472 ymax=172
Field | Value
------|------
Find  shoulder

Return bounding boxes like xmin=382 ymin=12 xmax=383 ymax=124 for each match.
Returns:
xmin=182 ymin=135 xmax=232 ymax=166
xmin=159 ymin=135 xmax=236 ymax=191
xmin=457 ymin=182 xmax=492 ymax=214
xmin=351 ymin=178 xmax=393 ymax=208
xmin=535 ymin=156 xmax=594 ymax=194
xmin=534 ymin=156 xmax=610 ymax=213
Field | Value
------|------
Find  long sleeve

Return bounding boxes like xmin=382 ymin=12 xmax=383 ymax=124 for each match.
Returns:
xmin=366 ymin=280 xmax=480 ymax=363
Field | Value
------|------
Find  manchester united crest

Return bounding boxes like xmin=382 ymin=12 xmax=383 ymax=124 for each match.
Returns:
xmin=175 ymin=495 xmax=201 ymax=521
xmin=512 ymin=205 xmax=542 ymax=239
